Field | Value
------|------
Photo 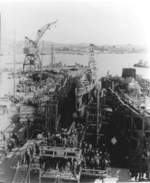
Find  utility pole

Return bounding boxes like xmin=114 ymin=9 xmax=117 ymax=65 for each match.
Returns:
xmin=39 ymin=168 xmax=41 ymax=183
xmin=13 ymin=30 xmax=16 ymax=98
xmin=51 ymin=44 xmax=55 ymax=67
xmin=96 ymin=87 xmax=100 ymax=145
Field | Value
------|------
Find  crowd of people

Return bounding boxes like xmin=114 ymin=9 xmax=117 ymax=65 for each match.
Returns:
xmin=9 ymin=141 xmax=40 ymax=169
xmin=82 ymin=141 xmax=110 ymax=171
xmin=129 ymin=149 xmax=150 ymax=181
xmin=43 ymin=120 xmax=84 ymax=148
xmin=12 ymin=128 xmax=150 ymax=182
xmin=7 ymin=119 xmax=112 ymax=177
xmin=39 ymin=156 xmax=80 ymax=177
xmin=6 ymin=132 xmax=19 ymax=152
xmin=14 ymin=142 xmax=40 ymax=168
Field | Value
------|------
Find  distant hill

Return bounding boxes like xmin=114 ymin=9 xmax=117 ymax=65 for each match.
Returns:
xmin=2 ymin=40 xmax=147 ymax=54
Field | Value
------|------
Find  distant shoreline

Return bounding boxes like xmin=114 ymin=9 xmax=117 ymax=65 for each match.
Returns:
xmin=5 ymin=51 xmax=145 ymax=56
xmin=55 ymin=51 xmax=146 ymax=55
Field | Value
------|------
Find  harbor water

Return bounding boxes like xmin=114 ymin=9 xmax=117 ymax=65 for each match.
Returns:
xmin=0 ymin=53 xmax=149 ymax=96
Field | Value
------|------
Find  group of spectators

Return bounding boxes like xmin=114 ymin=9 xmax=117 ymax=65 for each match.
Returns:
xmin=39 ymin=156 xmax=80 ymax=177
xmin=17 ymin=142 xmax=40 ymax=167
xmin=129 ymin=149 xmax=150 ymax=181
xmin=44 ymin=121 xmax=84 ymax=148
xmin=82 ymin=142 xmax=110 ymax=171
xmin=7 ymin=118 xmax=111 ymax=178
xmin=10 ymin=141 xmax=40 ymax=169
xmin=7 ymin=132 xmax=19 ymax=152
xmin=45 ymin=131 xmax=78 ymax=148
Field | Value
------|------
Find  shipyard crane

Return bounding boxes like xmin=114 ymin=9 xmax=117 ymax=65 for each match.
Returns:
xmin=23 ymin=20 xmax=57 ymax=72
xmin=88 ymin=43 xmax=97 ymax=81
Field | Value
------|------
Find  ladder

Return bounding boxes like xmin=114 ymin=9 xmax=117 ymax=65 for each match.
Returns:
xmin=85 ymin=87 xmax=114 ymax=144
xmin=85 ymin=88 xmax=102 ymax=144
xmin=45 ymin=93 xmax=58 ymax=133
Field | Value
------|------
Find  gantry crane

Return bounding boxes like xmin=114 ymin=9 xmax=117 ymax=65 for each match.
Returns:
xmin=23 ymin=20 xmax=57 ymax=72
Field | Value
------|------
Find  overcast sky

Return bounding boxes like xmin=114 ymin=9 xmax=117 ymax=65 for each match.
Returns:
xmin=0 ymin=0 xmax=150 ymax=46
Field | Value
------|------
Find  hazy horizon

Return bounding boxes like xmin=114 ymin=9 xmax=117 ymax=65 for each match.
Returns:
xmin=0 ymin=0 xmax=149 ymax=48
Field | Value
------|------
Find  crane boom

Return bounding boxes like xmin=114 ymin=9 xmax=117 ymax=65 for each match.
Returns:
xmin=23 ymin=20 xmax=57 ymax=72
xmin=35 ymin=20 xmax=57 ymax=45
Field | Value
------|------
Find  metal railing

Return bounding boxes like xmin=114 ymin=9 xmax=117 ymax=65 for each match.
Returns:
xmin=81 ymin=168 xmax=107 ymax=177
xmin=109 ymin=88 xmax=141 ymax=116
xmin=12 ymin=163 xmax=30 ymax=183
xmin=40 ymin=146 xmax=81 ymax=160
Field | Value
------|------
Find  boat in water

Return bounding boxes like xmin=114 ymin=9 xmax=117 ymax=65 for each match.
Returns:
xmin=133 ymin=59 xmax=150 ymax=68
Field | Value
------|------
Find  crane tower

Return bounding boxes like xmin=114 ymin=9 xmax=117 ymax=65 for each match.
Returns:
xmin=23 ymin=20 xmax=57 ymax=72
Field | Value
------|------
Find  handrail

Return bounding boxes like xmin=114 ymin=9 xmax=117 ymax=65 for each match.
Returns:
xmin=40 ymin=170 xmax=79 ymax=180
xmin=109 ymin=88 xmax=141 ymax=117
xmin=119 ymin=91 xmax=139 ymax=109
xmin=12 ymin=163 xmax=30 ymax=183
xmin=81 ymin=168 xmax=107 ymax=177
xmin=12 ymin=143 xmax=36 ymax=183
xmin=12 ymin=162 xmax=20 ymax=183
xmin=24 ymin=165 xmax=30 ymax=183
xmin=40 ymin=146 xmax=81 ymax=160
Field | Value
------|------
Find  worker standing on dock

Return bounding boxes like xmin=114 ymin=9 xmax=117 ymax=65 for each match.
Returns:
xmin=146 ymin=151 xmax=150 ymax=180
xmin=25 ymin=149 xmax=30 ymax=167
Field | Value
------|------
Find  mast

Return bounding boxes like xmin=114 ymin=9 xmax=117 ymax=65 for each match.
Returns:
xmin=13 ymin=31 xmax=16 ymax=97
xmin=51 ymin=44 xmax=55 ymax=67
xmin=88 ymin=44 xmax=97 ymax=82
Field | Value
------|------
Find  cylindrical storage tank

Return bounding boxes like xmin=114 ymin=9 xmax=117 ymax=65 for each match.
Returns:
xmin=122 ymin=68 xmax=136 ymax=79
